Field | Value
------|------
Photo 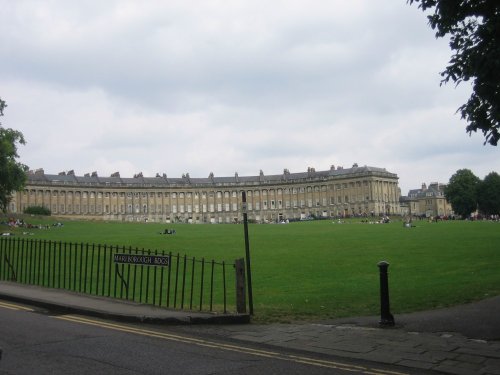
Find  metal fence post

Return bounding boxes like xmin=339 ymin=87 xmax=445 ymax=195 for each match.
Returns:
xmin=378 ymin=260 xmax=395 ymax=327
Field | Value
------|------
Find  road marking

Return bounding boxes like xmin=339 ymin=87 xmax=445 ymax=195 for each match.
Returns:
xmin=0 ymin=301 xmax=34 ymax=312
xmin=54 ymin=314 xmax=409 ymax=375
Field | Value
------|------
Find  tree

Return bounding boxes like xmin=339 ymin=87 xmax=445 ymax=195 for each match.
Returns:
xmin=477 ymin=171 xmax=500 ymax=216
xmin=444 ymin=169 xmax=480 ymax=218
xmin=0 ymin=97 xmax=28 ymax=212
xmin=408 ymin=0 xmax=500 ymax=145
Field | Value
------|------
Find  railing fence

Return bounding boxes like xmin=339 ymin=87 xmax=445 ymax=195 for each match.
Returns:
xmin=0 ymin=237 xmax=243 ymax=314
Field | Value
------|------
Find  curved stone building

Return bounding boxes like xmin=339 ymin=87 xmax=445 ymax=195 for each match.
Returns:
xmin=9 ymin=164 xmax=401 ymax=223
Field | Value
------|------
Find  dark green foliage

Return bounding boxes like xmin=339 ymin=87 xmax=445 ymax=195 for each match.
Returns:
xmin=444 ymin=169 xmax=480 ymax=217
xmin=23 ymin=205 xmax=52 ymax=216
xmin=477 ymin=172 xmax=500 ymax=215
xmin=408 ymin=0 xmax=500 ymax=145
xmin=0 ymin=97 xmax=28 ymax=212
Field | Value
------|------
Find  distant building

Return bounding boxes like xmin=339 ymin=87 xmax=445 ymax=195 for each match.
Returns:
xmin=400 ymin=182 xmax=453 ymax=218
xmin=8 ymin=164 xmax=401 ymax=223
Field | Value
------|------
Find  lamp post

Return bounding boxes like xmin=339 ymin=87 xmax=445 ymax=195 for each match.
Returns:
xmin=241 ymin=191 xmax=254 ymax=315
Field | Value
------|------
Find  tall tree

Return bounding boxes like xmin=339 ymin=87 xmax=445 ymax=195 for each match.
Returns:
xmin=444 ymin=169 xmax=480 ymax=218
xmin=0 ymin=97 xmax=28 ymax=212
xmin=408 ymin=0 xmax=500 ymax=145
xmin=477 ymin=171 xmax=500 ymax=216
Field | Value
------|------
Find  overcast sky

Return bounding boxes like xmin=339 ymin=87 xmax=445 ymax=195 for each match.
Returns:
xmin=1 ymin=0 xmax=498 ymax=194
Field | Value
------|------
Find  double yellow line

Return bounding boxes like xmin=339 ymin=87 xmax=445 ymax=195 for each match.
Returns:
xmin=55 ymin=314 xmax=409 ymax=375
xmin=0 ymin=301 xmax=34 ymax=312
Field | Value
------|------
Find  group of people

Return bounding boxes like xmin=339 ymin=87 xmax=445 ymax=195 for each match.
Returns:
xmin=1 ymin=217 xmax=64 ymax=236
xmin=160 ymin=228 xmax=176 ymax=235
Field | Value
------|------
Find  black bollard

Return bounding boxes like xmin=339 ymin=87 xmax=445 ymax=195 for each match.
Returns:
xmin=378 ymin=261 xmax=395 ymax=327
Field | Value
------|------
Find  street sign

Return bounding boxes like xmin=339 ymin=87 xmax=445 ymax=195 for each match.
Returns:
xmin=113 ymin=253 xmax=170 ymax=267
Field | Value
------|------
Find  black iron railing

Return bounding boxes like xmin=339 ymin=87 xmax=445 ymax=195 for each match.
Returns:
xmin=0 ymin=237 xmax=237 ymax=313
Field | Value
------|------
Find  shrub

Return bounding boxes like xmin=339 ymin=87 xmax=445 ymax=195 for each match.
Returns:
xmin=23 ymin=206 xmax=51 ymax=216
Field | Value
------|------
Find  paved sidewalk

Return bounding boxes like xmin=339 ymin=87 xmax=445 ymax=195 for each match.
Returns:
xmin=0 ymin=281 xmax=249 ymax=324
xmin=1 ymin=281 xmax=499 ymax=375
xmin=179 ymin=319 xmax=500 ymax=375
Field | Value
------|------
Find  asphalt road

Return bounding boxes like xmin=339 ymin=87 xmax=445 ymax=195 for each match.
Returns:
xmin=0 ymin=301 xmax=429 ymax=375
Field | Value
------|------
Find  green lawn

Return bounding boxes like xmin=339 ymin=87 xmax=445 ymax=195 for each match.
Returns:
xmin=3 ymin=216 xmax=500 ymax=322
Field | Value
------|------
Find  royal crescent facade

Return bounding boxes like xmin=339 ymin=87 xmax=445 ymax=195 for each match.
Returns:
xmin=8 ymin=164 xmax=401 ymax=223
